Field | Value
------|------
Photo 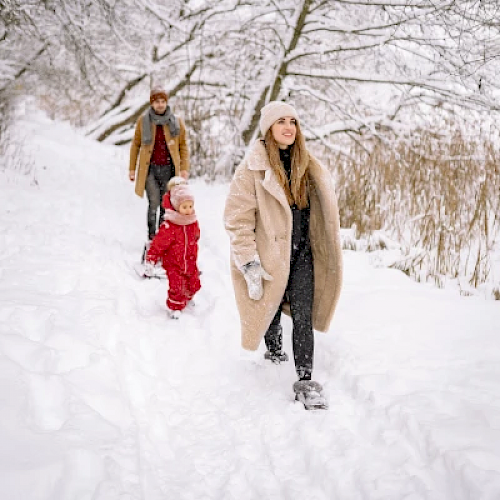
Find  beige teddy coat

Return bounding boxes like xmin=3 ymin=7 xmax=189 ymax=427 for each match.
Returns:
xmin=224 ymin=140 xmax=343 ymax=351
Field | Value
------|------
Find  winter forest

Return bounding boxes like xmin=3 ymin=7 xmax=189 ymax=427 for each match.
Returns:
xmin=2 ymin=0 xmax=500 ymax=294
xmin=2 ymin=1 xmax=500 ymax=499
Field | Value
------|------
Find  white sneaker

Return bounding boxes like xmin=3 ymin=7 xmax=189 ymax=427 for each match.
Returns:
xmin=143 ymin=262 xmax=155 ymax=277
xmin=152 ymin=262 xmax=166 ymax=278
xmin=167 ymin=308 xmax=181 ymax=320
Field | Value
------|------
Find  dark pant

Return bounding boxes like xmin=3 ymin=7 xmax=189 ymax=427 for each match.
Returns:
xmin=265 ymin=247 xmax=314 ymax=380
xmin=145 ymin=163 xmax=173 ymax=240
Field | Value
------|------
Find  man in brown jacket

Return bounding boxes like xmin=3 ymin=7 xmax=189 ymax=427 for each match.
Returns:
xmin=129 ymin=87 xmax=190 ymax=261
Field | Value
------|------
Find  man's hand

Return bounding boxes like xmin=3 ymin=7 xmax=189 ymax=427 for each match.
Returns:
xmin=180 ymin=170 xmax=189 ymax=180
xmin=129 ymin=171 xmax=136 ymax=181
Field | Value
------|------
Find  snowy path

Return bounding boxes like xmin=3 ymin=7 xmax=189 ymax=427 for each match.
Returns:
xmin=1 ymin=113 xmax=499 ymax=500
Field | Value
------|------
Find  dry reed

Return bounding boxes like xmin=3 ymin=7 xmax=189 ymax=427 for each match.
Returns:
xmin=326 ymin=125 xmax=500 ymax=296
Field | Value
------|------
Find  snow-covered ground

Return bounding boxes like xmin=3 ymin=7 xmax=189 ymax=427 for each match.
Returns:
xmin=1 ymin=112 xmax=499 ymax=500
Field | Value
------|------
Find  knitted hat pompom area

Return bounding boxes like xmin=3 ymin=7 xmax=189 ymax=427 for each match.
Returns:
xmin=259 ymin=101 xmax=299 ymax=137
xmin=150 ymin=87 xmax=168 ymax=104
xmin=170 ymin=184 xmax=194 ymax=211
xmin=167 ymin=176 xmax=187 ymax=191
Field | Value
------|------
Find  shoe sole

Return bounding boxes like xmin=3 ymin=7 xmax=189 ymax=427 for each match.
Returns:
xmin=295 ymin=393 xmax=329 ymax=410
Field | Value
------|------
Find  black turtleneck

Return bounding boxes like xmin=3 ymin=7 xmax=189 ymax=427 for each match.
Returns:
xmin=279 ymin=146 xmax=311 ymax=259
xmin=279 ymin=147 xmax=292 ymax=181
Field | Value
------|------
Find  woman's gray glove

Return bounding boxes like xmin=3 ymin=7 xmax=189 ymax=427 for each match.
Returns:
xmin=242 ymin=261 xmax=273 ymax=300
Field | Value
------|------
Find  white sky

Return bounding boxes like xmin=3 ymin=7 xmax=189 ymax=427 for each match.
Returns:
xmin=1 ymin=111 xmax=499 ymax=500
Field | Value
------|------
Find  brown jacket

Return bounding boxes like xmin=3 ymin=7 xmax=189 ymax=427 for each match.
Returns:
xmin=129 ymin=113 xmax=190 ymax=197
xmin=224 ymin=140 xmax=343 ymax=351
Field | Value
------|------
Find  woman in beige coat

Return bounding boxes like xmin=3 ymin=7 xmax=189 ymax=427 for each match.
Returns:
xmin=224 ymin=101 xmax=343 ymax=409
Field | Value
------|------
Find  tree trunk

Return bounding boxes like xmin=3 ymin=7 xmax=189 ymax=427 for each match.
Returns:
xmin=240 ymin=0 xmax=311 ymax=146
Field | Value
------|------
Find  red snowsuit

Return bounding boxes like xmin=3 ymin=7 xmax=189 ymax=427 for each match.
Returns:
xmin=146 ymin=193 xmax=201 ymax=311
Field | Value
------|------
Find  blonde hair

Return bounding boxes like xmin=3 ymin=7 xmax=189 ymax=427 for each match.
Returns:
xmin=264 ymin=121 xmax=310 ymax=209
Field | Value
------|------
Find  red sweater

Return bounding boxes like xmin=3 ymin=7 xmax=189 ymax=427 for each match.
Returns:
xmin=150 ymin=125 xmax=171 ymax=166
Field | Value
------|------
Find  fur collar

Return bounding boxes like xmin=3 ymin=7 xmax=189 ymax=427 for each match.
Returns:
xmin=243 ymin=140 xmax=333 ymax=210
xmin=245 ymin=140 xmax=310 ymax=176
xmin=245 ymin=141 xmax=271 ymax=171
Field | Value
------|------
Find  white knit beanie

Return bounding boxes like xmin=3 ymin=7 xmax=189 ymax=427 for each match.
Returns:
xmin=259 ymin=101 xmax=299 ymax=137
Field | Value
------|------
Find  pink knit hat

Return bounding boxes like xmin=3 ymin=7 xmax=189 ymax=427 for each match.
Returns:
xmin=170 ymin=184 xmax=194 ymax=210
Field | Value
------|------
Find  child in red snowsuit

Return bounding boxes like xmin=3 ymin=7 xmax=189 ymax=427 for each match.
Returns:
xmin=146 ymin=180 xmax=201 ymax=319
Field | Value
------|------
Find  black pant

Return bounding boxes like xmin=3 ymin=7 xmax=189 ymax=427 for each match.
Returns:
xmin=145 ymin=163 xmax=174 ymax=240
xmin=265 ymin=246 xmax=314 ymax=380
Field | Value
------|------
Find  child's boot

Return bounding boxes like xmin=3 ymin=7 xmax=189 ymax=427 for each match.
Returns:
xmin=167 ymin=308 xmax=181 ymax=320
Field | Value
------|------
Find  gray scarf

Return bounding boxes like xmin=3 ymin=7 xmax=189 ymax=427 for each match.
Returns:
xmin=142 ymin=106 xmax=180 ymax=145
